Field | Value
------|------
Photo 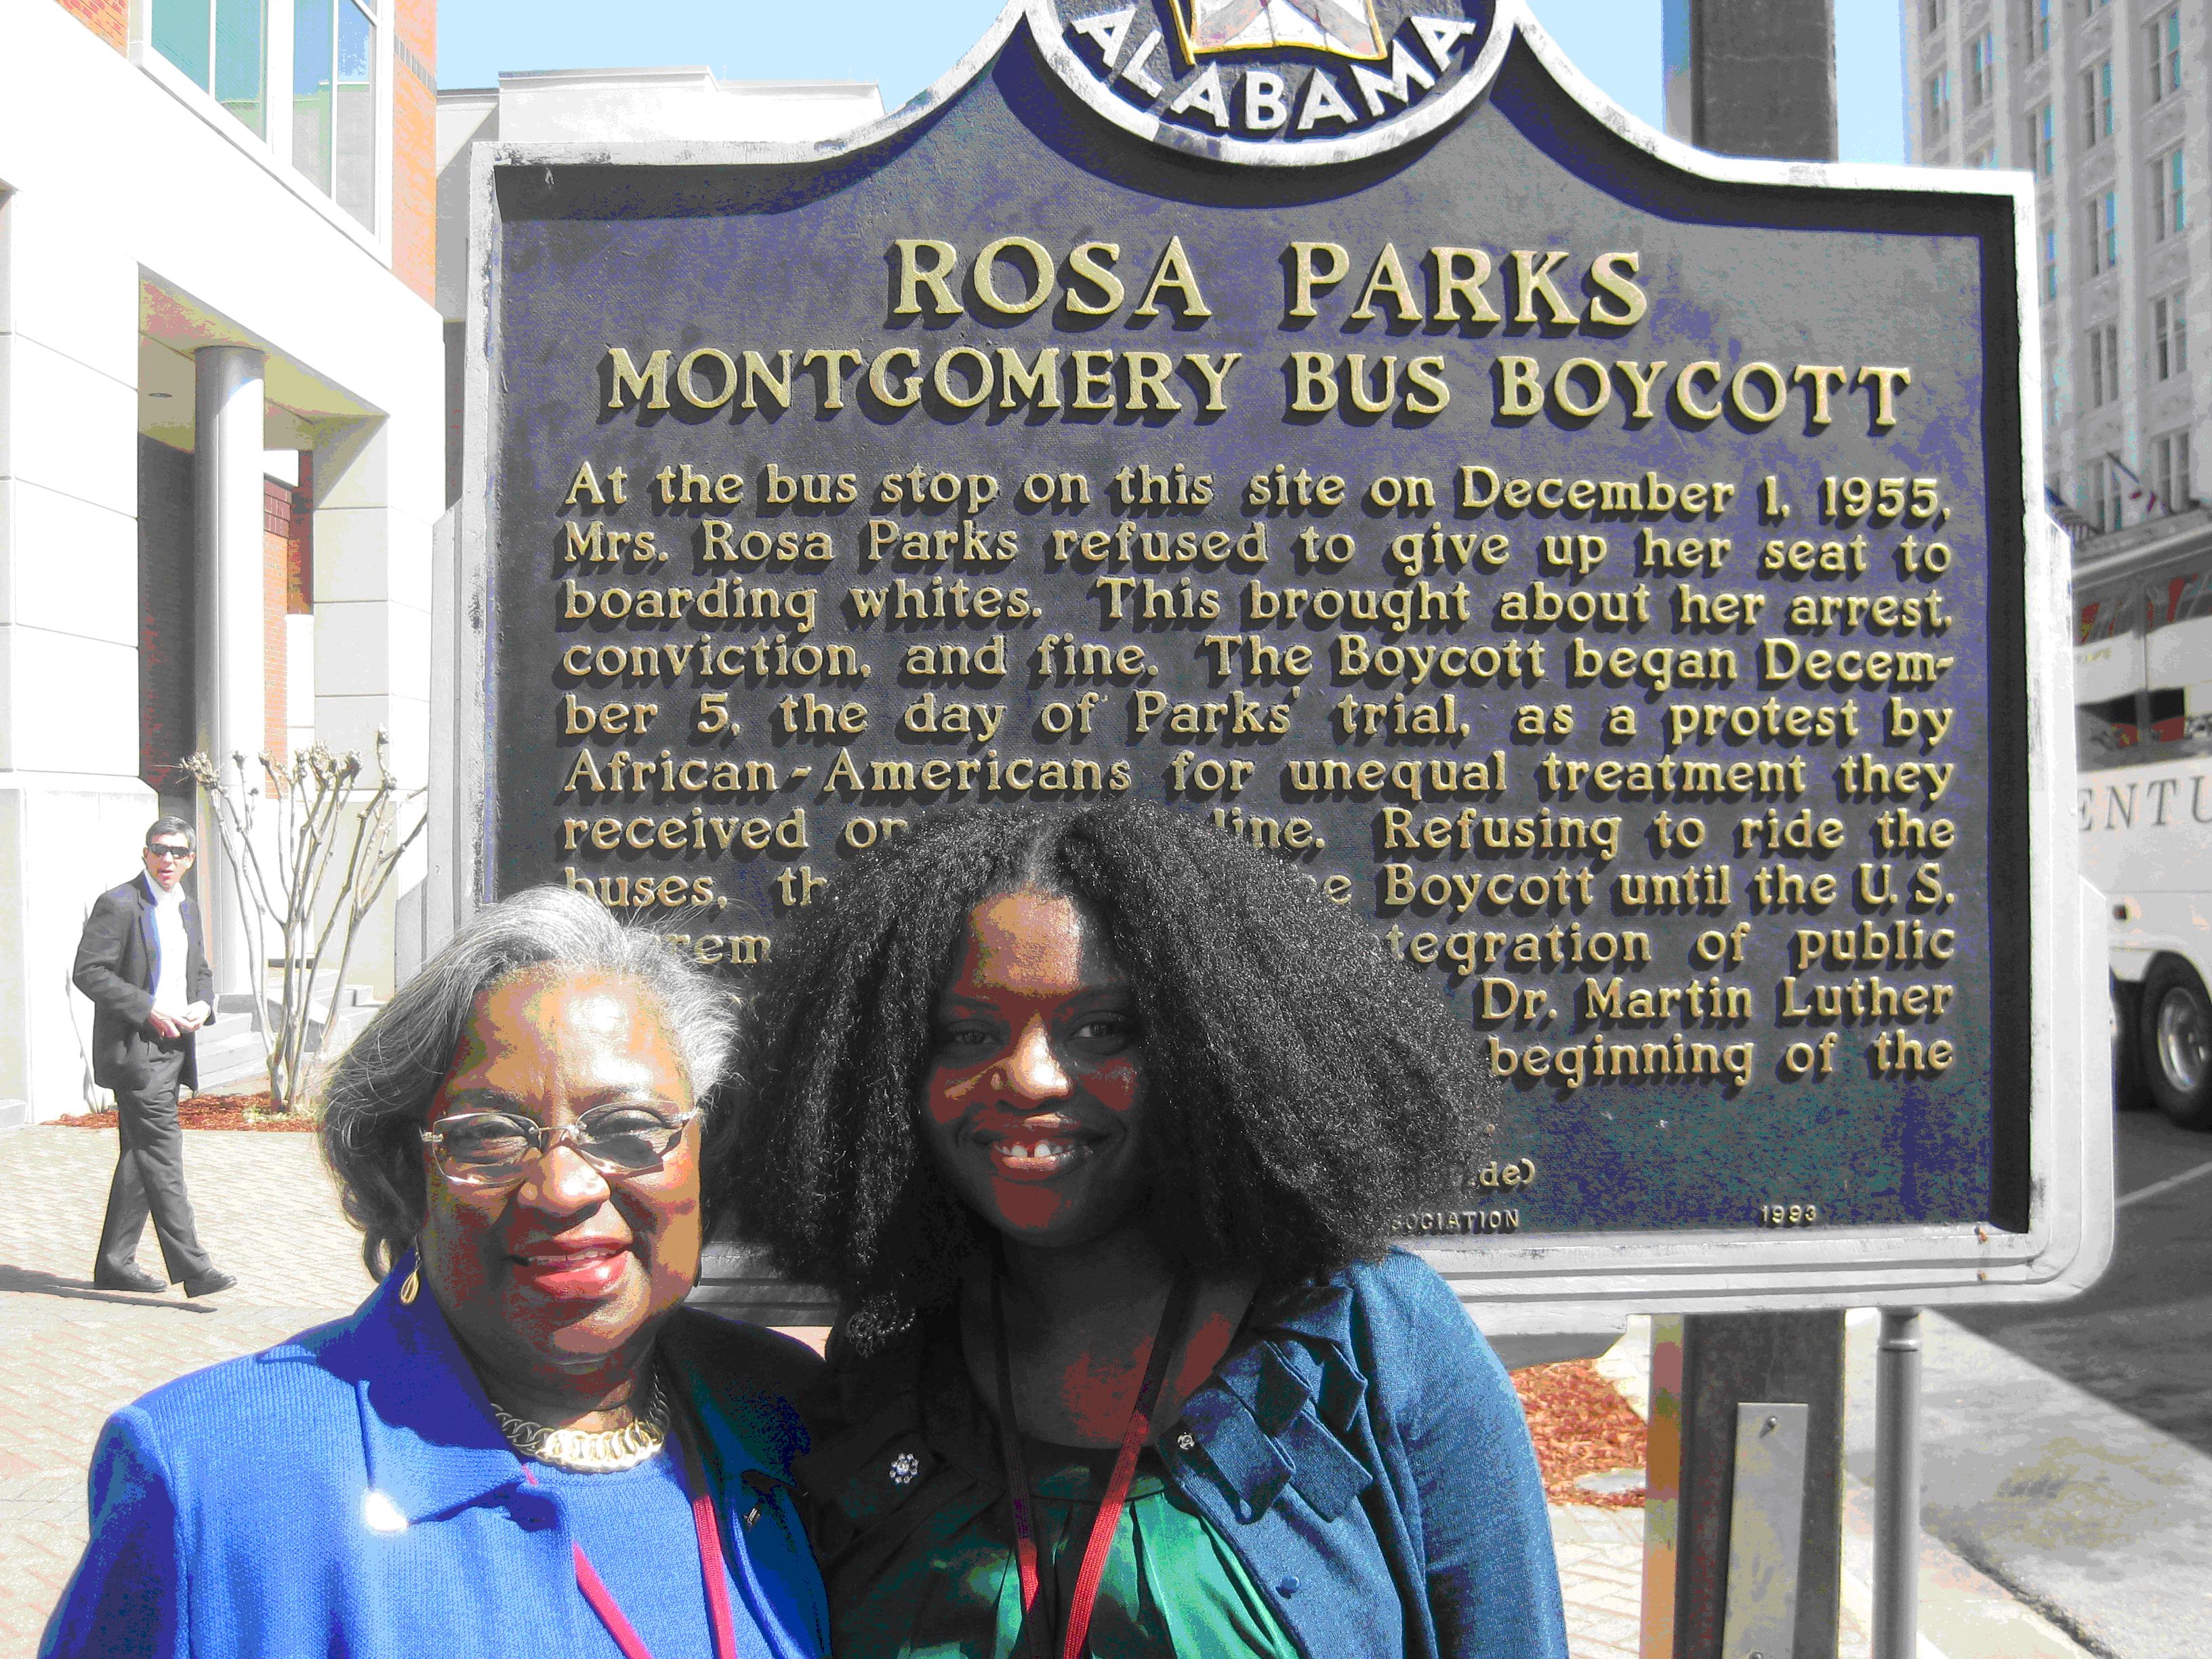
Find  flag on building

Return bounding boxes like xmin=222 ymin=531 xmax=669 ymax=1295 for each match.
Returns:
xmin=2109 ymin=449 xmax=2163 ymax=516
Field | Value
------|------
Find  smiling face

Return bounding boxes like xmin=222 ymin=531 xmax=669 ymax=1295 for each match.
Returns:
xmin=921 ymin=890 xmax=1149 ymax=1252
xmin=417 ymin=968 xmax=701 ymax=1401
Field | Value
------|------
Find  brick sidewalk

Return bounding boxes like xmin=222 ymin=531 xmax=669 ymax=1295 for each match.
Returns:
xmin=1552 ymin=1506 xmax=1644 ymax=1658
xmin=1 ymin=1124 xmax=1652 ymax=1658
xmin=0 ymin=1126 xmax=370 ymax=1657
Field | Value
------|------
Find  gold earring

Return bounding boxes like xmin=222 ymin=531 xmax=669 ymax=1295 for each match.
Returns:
xmin=398 ymin=1249 xmax=422 ymax=1305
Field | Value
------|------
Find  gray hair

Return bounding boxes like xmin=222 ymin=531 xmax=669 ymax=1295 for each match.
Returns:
xmin=319 ymin=886 xmax=739 ymax=1279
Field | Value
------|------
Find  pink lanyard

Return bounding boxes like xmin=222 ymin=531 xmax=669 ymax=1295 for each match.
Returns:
xmin=990 ymin=1273 xmax=1198 ymax=1659
xmin=558 ymin=1405 xmax=743 ymax=1659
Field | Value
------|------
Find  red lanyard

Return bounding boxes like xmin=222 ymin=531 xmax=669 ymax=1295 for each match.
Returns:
xmin=562 ymin=1404 xmax=743 ymax=1659
xmin=990 ymin=1273 xmax=1198 ymax=1659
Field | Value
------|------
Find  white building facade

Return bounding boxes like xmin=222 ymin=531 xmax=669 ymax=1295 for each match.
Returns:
xmin=1905 ymin=0 xmax=2211 ymax=738
xmin=0 ymin=0 xmax=444 ymax=1122
xmin=1907 ymin=0 xmax=2205 ymax=539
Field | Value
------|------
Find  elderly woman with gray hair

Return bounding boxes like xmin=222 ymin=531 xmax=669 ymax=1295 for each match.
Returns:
xmin=41 ymin=888 xmax=830 ymax=1659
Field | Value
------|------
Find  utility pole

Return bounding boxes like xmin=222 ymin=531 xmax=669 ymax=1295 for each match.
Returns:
xmin=1664 ymin=0 xmax=1839 ymax=163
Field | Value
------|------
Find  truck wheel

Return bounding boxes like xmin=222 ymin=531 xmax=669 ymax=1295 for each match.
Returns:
xmin=2113 ymin=978 xmax=2150 ymax=1111
xmin=2140 ymin=959 xmax=2212 ymax=1130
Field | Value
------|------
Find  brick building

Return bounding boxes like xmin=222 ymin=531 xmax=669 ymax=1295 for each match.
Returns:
xmin=0 ymin=0 xmax=444 ymax=1120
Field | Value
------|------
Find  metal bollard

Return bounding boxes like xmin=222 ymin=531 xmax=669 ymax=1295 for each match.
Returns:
xmin=1873 ymin=1309 xmax=1924 ymax=1659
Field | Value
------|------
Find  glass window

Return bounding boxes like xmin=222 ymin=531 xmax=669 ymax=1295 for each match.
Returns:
xmin=1925 ymin=0 xmax=1945 ymax=35
xmin=2145 ymin=152 xmax=2184 ymax=242
xmin=2154 ymin=292 xmax=2190 ymax=380
xmin=2151 ymin=9 xmax=2184 ymax=100
xmin=152 ymin=0 xmax=211 ymax=87
xmin=2152 ymin=562 xmax=2212 ymax=624
xmin=2027 ymin=0 xmax=2051 ymax=60
xmin=2077 ymin=586 xmax=2135 ymax=649
xmin=2154 ymin=431 xmax=2194 ymax=514
xmin=2087 ymin=188 xmax=2119 ymax=273
xmin=1969 ymin=31 xmax=1996 ymax=107
xmin=292 ymin=0 xmax=333 ymax=192
xmin=2087 ymin=321 xmax=2120 ymax=405
xmin=2083 ymin=59 xmax=2112 ymax=144
xmin=2030 ymin=104 xmax=2055 ymax=176
xmin=1927 ymin=68 xmax=1954 ymax=140
xmin=150 ymin=0 xmax=265 ymax=136
xmin=2044 ymin=228 xmax=2060 ymax=299
xmin=214 ymin=0 xmax=265 ymax=134
xmin=293 ymin=0 xmax=377 ymax=230
xmin=335 ymin=0 xmax=378 ymax=229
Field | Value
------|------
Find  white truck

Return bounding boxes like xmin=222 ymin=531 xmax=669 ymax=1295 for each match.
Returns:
xmin=2076 ymin=523 xmax=2212 ymax=1128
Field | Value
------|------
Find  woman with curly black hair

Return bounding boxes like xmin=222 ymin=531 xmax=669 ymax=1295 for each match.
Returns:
xmin=722 ymin=801 xmax=1565 ymax=1659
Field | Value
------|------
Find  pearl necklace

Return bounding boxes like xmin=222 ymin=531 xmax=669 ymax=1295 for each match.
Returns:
xmin=490 ymin=1370 xmax=670 ymax=1473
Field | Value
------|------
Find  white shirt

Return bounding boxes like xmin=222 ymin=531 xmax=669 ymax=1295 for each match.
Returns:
xmin=150 ymin=882 xmax=188 ymax=1014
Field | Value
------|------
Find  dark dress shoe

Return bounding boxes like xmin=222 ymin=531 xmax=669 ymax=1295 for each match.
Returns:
xmin=92 ymin=1265 xmax=167 ymax=1294
xmin=182 ymin=1270 xmax=238 ymax=1298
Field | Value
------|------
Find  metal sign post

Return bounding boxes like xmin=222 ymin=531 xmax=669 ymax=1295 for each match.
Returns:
xmin=1656 ymin=9 xmax=1852 ymax=1652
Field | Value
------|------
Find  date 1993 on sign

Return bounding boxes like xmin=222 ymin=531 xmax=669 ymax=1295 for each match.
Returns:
xmin=1759 ymin=1203 xmax=1821 ymax=1227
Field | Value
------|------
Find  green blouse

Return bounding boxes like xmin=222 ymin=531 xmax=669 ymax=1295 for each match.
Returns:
xmin=798 ymin=1315 xmax=1301 ymax=1659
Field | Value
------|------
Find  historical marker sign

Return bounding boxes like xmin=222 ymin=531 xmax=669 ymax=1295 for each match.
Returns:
xmin=458 ymin=0 xmax=2108 ymax=1311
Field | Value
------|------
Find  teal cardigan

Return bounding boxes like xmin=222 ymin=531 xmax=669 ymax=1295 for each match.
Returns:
xmin=41 ymin=1260 xmax=831 ymax=1658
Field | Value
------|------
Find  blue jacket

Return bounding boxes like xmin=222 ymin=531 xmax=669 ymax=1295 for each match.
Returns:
xmin=41 ymin=1263 xmax=832 ymax=1658
xmin=804 ymin=1248 xmax=1568 ymax=1659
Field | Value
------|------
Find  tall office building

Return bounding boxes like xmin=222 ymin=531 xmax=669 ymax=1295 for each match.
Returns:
xmin=1906 ymin=0 xmax=2209 ymax=737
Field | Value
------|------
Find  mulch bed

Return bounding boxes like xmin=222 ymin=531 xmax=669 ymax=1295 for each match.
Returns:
xmin=1511 ymin=1359 xmax=1648 ymax=1508
xmin=51 ymin=1092 xmax=317 ymax=1132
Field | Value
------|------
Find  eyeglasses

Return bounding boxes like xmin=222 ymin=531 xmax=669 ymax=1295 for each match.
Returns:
xmin=419 ymin=1105 xmax=699 ymax=1187
xmin=146 ymin=845 xmax=194 ymax=862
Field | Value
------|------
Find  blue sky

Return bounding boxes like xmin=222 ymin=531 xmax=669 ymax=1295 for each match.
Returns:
xmin=437 ymin=3 xmax=1904 ymax=165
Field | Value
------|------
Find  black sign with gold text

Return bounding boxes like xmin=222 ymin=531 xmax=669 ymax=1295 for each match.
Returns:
xmin=472 ymin=1 xmax=2043 ymax=1258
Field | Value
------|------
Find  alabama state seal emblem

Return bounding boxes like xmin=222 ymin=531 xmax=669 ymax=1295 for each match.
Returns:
xmin=1033 ymin=0 xmax=1502 ymax=163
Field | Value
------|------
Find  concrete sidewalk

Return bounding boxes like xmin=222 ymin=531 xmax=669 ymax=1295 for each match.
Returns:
xmin=1843 ymin=1309 xmax=2212 ymax=1659
xmin=0 ymin=1126 xmax=368 ymax=1656
xmin=1566 ymin=1317 xmax=2093 ymax=1659
xmin=0 ymin=1126 xmax=2118 ymax=1659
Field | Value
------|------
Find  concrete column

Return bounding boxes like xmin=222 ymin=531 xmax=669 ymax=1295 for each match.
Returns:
xmin=192 ymin=344 xmax=266 ymax=998
xmin=1662 ymin=0 xmax=1838 ymax=163
xmin=312 ymin=416 xmax=436 ymax=994
xmin=0 ymin=189 xmax=152 ymax=1124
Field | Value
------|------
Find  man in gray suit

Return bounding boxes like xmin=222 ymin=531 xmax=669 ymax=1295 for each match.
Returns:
xmin=72 ymin=817 xmax=234 ymax=1296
